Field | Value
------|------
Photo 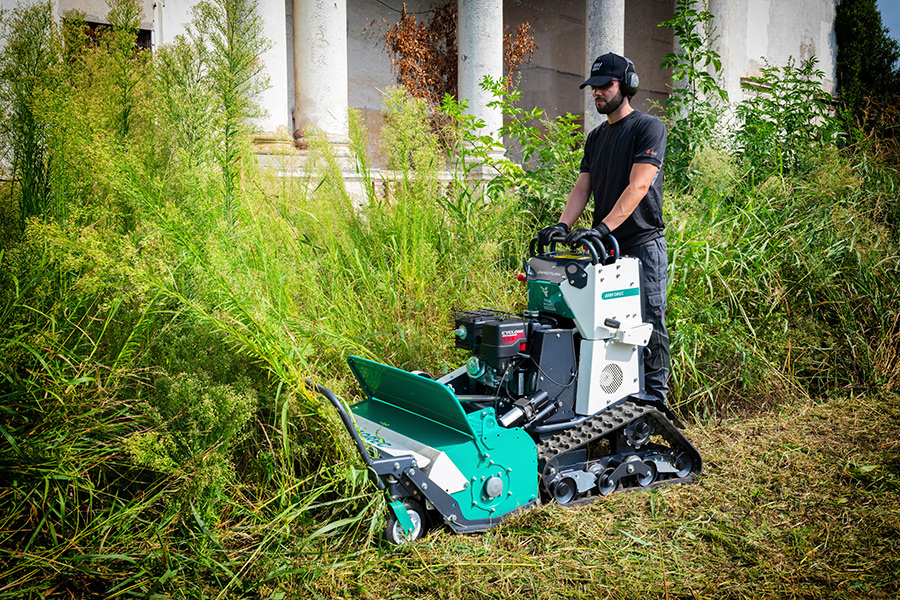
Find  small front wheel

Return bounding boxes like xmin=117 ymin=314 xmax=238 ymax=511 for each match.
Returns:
xmin=384 ymin=499 xmax=427 ymax=545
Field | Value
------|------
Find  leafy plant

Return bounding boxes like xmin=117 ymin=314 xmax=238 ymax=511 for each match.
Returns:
xmin=0 ymin=0 xmax=60 ymax=228
xmin=658 ymin=0 xmax=729 ymax=190
xmin=153 ymin=37 xmax=217 ymax=169
xmin=369 ymin=2 xmax=458 ymax=105
xmin=732 ymin=57 xmax=842 ymax=179
xmin=478 ymin=76 xmax=584 ymax=227
xmin=433 ymin=91 xmax=502 ymax=247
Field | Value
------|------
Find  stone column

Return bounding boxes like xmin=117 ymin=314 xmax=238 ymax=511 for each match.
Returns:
xmin=457 ymin=0 xmax=503 ymax=146
xmin=293 ymin=0 xmax=349 ymax=147
xmin=584 ymin=0 xmax=625 ymax=131
xmin=253 ymin=0 xmax=291 ymax=152
xmin=151 ymin=0 xmax=194 ymax=47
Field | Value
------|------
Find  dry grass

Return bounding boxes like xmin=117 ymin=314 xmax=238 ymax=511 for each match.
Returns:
xmin=302 ymin=394 xmax=900 ymax=599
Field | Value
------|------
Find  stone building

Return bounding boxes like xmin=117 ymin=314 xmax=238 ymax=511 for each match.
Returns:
xmin=12 ymin=0 xmax=839 ymax=163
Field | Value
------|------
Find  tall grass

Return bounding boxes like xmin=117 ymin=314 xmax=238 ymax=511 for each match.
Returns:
xmin=666 ymin=147 xmax=900 ymax=416
xmin=0 ymin=0 xmax=529 ymax=592
xmin=0 ymin=0 xmax=899 ymax=595
xmin=0 ymin=1 xmax=58 ymax=228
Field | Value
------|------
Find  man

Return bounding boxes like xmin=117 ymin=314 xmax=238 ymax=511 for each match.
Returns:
xmin=537 ymin=52 xmax=670 ymax=404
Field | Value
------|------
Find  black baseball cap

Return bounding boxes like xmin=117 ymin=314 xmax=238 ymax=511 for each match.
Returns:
xmin=580 ymin=53 xmax=630 ymax=89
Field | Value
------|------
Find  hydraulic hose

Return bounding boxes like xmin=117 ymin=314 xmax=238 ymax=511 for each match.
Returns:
xmin=308 ymin=380 xmax=386 ymax=490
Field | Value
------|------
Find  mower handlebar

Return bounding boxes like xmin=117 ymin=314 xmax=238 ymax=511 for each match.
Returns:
xmin=529 ymin=231 xmax=620 ymax=265
xmin=528 ymin=232 xmax=566 ymax=257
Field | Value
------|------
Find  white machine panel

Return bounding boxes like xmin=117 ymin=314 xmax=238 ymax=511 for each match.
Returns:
xmin=575 ymin=338 xmax=641 ymax=415
xmin=560 ymin=256 xmax=645 ymax=340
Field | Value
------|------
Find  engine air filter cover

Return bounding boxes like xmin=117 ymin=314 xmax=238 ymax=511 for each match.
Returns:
xmin=481 ymin=318 xmax=529 ymax=367
xmin=575 ymin=338 xmax=641 ymax=415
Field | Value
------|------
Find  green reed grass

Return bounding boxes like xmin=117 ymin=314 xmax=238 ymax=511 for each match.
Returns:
xmin=1 ymin=0 xmax=899 ymax=595
xmin=666 ymin=149 xmax=900 ymax=416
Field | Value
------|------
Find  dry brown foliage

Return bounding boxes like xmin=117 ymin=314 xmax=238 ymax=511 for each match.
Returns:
xmin=504 ymin=21 xmax=537 ymax=85
xmin=371 ymin=2 xmax=537 ymax=105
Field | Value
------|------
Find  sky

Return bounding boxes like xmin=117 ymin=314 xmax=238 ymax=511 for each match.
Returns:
xmin=877 ymin=0 xmax=900 ymax=47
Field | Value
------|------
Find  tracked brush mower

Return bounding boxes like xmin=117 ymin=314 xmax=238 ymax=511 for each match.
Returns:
xmin=316 ymin=233 xmax=701 ymax=543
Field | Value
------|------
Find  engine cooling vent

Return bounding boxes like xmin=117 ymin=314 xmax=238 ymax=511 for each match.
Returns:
xmin=598 ymin=364 xmax=624 ymax=394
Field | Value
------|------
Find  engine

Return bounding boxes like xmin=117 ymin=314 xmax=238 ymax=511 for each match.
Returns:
xmin=450 ymin=309 xmax=579 ymax=433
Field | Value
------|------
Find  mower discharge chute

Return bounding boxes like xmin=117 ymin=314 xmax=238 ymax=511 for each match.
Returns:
xmin=317 ymin=233 xmax=701 ymax=543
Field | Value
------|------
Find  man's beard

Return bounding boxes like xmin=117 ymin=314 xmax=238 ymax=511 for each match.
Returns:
xmin=596 ymin=89 xmax=625 ymax=115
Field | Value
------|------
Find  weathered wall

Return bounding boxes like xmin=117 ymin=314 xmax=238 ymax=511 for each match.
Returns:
xmin=710 ymin=0 xmax=837 ymax=105
xmin=345 ymin=0 xmax=430 ymax=163
xmin=506 ymin=0 xmax=584 ymax=121
xmin=58 ymin=0 xmax=154 ymax=28
xmin=1 ymin=0 xmax=839 ymax=151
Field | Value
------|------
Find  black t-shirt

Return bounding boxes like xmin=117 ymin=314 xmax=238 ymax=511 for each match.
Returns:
xmin=579 ymin=110 xmax=667 ymax=250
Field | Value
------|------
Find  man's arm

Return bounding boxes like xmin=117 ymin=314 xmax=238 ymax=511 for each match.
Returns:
xmin=599 ymin=162 xmax=659 ymax=231
xmin=559 ymin=172 xmax=592 ymax=228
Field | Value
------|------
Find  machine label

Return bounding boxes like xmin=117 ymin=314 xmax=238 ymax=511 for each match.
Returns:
xmin=601 ymin=288 xmax=639 ymax=300
xmin=527 ymin=281 xmax=575 ymax=318
xmin=501 ymin=329 xmax=525 ymax=344
xmin=359 ymin=430 xmax=390 ymax=448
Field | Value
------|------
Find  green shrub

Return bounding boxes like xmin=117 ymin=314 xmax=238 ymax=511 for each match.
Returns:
xmin=666 ymin=158 xmax=900 ymax=413
xmin=0 ymin=0 xmax=60 ymax=228
xmin=689 ymin=146 xmax=739 ymax=201
xmin=732 ymin=57 xmax=843 ymax=181
xmin=658 ymin=0 xmax=729 ymax=190
xmin=128 ymin=372 xmax=257 ymax=498
xmin=478 ymin=76 xmax=584 ymax=227
xmin=835 ymin=0 xmax=900 ymax=118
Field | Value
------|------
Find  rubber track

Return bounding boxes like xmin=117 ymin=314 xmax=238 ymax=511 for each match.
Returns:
xmin=536 ymin=400 xmax=702 ymax=496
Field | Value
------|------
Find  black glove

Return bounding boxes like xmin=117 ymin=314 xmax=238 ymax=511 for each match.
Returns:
xmin=565 ymin=223 xmax=610 ymax=247
xmin=564 ymin=228 xmax=591 ymax=247
xmin=537 ymin=222 xmax=568 ymax=249
xmin=593 ymin=223 xmax=611 ymax=239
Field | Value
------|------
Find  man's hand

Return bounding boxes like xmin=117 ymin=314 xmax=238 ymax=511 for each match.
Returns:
xmin=565 ymin=223 xmax=610 ymax=247
xmin=538 ymin=222 xmax=569 ymax=249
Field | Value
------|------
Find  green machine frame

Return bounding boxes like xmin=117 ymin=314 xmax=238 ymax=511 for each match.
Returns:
xmin=343 ymin=356 xmax=539 ymax=532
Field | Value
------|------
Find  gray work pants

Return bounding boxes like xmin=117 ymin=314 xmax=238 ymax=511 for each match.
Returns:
xmin=626 ymin=237 xmax=670 ymax=403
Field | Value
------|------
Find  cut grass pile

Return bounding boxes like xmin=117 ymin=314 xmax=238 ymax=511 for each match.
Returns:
xmin=304 ymin=393 xmax=900 ymax=599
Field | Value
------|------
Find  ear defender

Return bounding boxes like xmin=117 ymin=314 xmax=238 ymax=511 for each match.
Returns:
xmin=621 ymin=57 xmax=639 ymax=97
